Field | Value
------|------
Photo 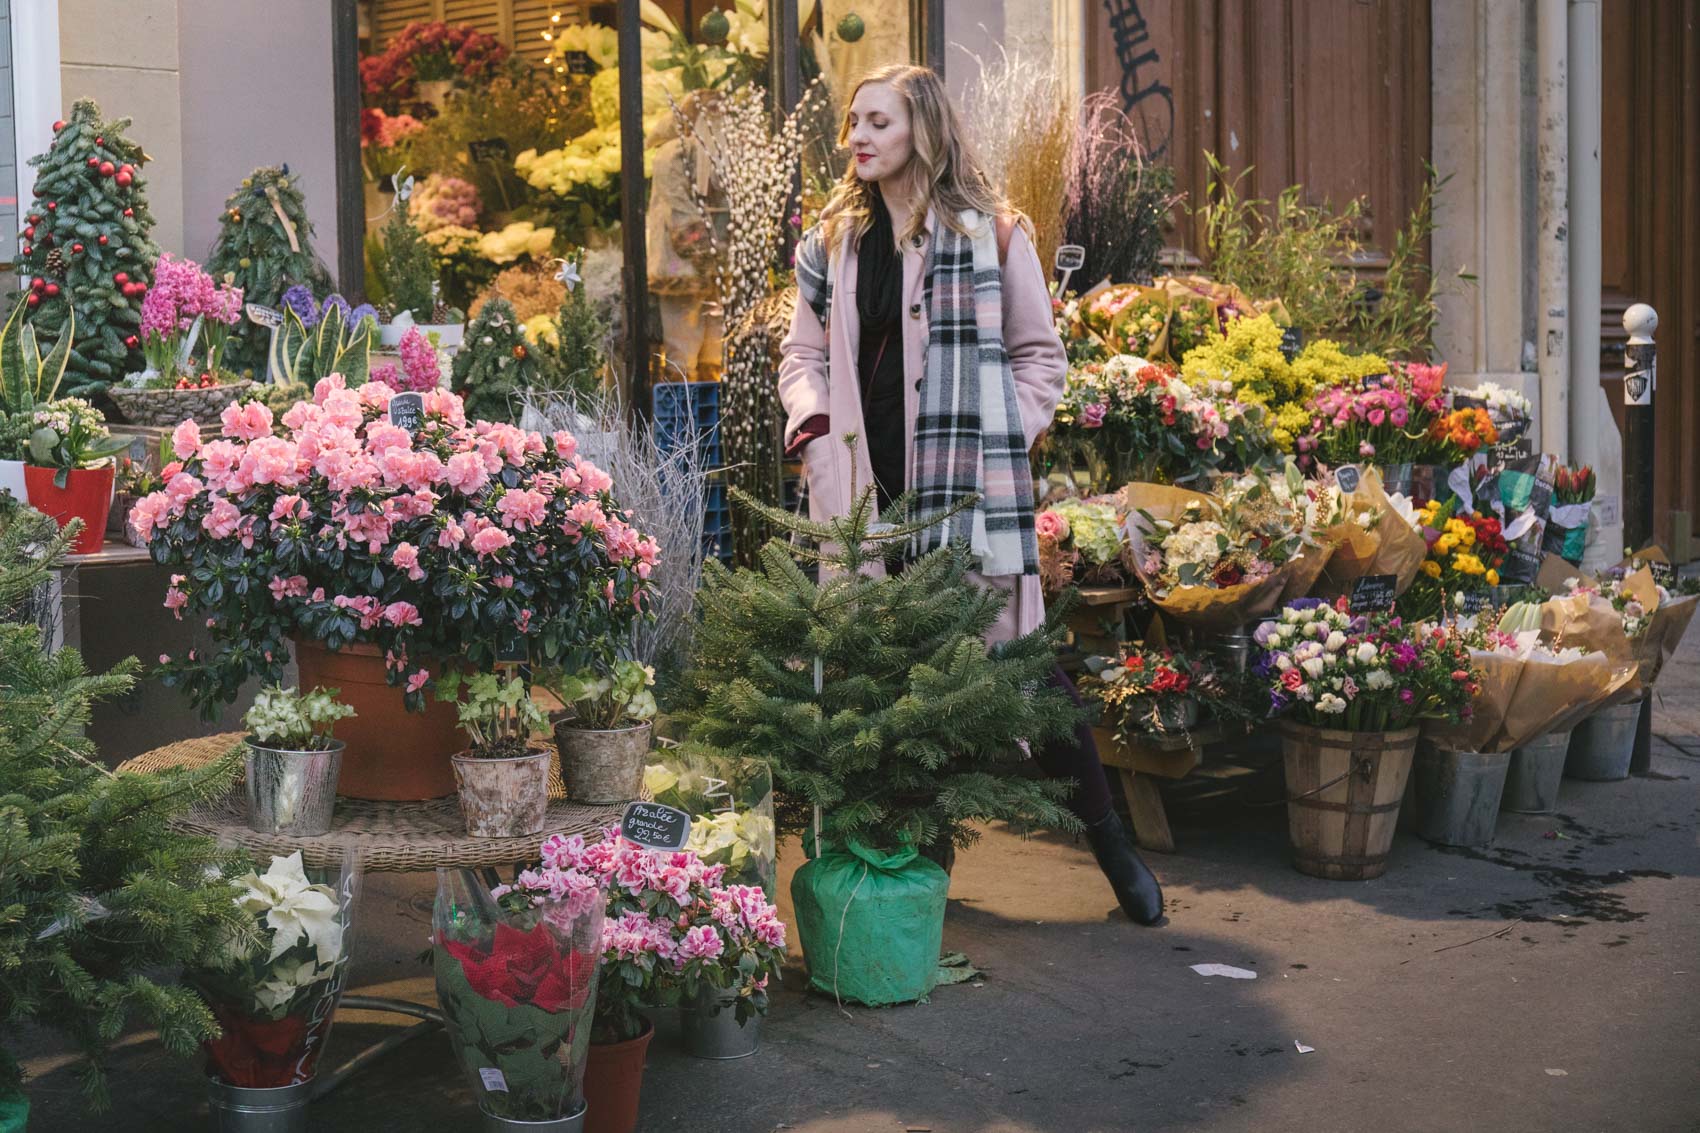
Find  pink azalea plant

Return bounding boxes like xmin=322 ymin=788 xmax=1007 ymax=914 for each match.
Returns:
xmin=129 ymin=380 xmax=659 ymax=716
xmin=496 ymin=829 xmax=786 ymax=1043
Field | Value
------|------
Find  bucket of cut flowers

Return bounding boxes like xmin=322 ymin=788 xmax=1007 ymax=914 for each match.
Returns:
xmin=1255 ymin=599 xmax=1478 ymax=879
xmin=442 ymin=670 xmax=553 ymax=838
xmin=192 ymin=851 xmax=358 ymax=1132
xmin=242 ymin=685 xmax=354 ymax=836
xmin=126 ymin=381 xmax=658 ymax=801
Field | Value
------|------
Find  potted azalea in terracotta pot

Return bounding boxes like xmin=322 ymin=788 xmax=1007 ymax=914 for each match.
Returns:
xmin=126 ymin=380 xmax=658 ymax=801
xmin=545 ymin=660 xmax=657 ymax=805
xmin=440 ymin=669 xmax=553 ymax=838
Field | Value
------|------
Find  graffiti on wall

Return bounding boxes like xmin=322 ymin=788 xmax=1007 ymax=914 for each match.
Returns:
xmin=1104 ymin=0 xmax=1173 ymax=157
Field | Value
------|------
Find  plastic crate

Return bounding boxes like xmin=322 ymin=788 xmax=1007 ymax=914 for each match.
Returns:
xmin=653 ymin=381 xmax=722 ymax=469
xmin=782 ymin=473 xmax=804 ymax=513
xmin=701 ymin=481 xmax=733 ymax=564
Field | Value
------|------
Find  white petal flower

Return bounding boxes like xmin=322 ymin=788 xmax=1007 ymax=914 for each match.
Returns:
xmin=235 ymin=852 xmax=345 ymax=967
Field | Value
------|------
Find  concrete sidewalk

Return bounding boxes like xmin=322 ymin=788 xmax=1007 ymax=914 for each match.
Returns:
xmin=21 ymin=630 xmax=1700 ymax=1132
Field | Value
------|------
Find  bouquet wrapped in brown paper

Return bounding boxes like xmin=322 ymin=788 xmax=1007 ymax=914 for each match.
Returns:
xmin=1543 ymin=559 xmax=1699 ymax=693
xmin=1311 ymin=467 xmax=1429 ymax=601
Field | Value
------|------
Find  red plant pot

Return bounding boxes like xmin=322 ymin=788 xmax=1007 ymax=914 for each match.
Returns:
xmin=582 ymin=1020 xmax=654 ymax=1133
xmin=24 ymin=464 xmax=114 ymax=555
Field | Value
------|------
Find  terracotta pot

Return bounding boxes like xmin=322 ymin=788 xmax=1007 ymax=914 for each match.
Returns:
xmin=554 ymin=721 xmax=650 ymax=804
xmin=292 ymin=638 xmax=462 ymax=800
xmin=451 ymin=747 xmax=552 ymax=837
xmin=582 ymin=1021 xmax=653 ymax=1133
xmin=25 ymin=464 xmax=114 ymax=555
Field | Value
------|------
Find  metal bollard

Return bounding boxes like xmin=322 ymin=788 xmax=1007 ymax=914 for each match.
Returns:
xmin=1622 ymin=304 xmax=1657 ymax=553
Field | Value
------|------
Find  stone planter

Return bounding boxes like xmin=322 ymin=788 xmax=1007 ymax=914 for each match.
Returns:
xmin=452 ymin=747 xmax=552 ymax=837
xmin=554 ymin=721 xmax=651 ymax=804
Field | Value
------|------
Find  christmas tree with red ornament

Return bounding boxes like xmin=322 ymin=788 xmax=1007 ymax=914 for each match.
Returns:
xmin=18 ymin=98 xmax=159 ymax=399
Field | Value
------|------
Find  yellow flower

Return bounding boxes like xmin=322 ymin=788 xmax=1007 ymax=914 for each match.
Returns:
xmin=1436 ymin=533 xmax=1457 ymax=553
xmin=1453 ymin=553 xmax=1485 ymax=576
xmin=1485 ymin=568 xmax=1500 ymax=587
xmin=1422 ymin=560 xmax=1442 ymax=578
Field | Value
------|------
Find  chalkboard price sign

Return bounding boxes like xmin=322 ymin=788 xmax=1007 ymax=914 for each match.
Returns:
xmin=468 ymin=137 xmax=511 ymax=163
xmin=388 ymin=391 xmax=424 ymax=435
xmin=1279 ymin=326 xmax=1305 ymax=361
xmin=1646 ymin=559 xmax=1675 ymax=588
xmin=246 ymin=302 xmax=284 ymax=328
xmin=564 ymin=50 xmax=597 ymax=75
xmin=1350 ymin=574 xmax=1397 ymax=613
xmin=1334 ymin=464 xmax=1362 ymax=494
xmin=620 ymin=801 xmax=692 ymax=851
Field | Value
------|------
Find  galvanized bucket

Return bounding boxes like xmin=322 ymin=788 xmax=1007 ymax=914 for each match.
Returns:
xmin=244 ymin=740 xmax=343 ymax=836
xmin=1501 ymin=730 xmax=1573 ymax=813
xmin=1565 ymin=697 xmax=1641 ymax=781
xmin=1408 ymin=744 xmax=1510 ymax=848
xmin=207 ymin=1077 xmax=312 ymax=1133
xmin=679 ymin=988 xmax=761 ymax=1060
xmin=480 ymin=1101 xmax=587 ymax=1131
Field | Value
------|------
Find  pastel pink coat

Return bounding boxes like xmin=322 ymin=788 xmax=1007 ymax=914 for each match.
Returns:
xmin=777 ymin=210 xmax=1068 ymax=644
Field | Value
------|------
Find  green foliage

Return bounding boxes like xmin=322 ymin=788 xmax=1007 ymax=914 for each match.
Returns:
xmin=269 ymin=303 xmax=375 ymax=387
xmin=380 ymin=206 xmax=437 ymax=322
xmin=1353 ymin=164 xmax=1459 ymax=361
xmin=243 ymin=685 xmax=354 ymax=752
xmin=676 ymin=475 xmax=1081 ymax=854
xmin=0 ymin=297 xmax=73 ymax=418
xmin=449 ymin=299 xmax=539 ymax=422
xmin=205 ymin=166 xmax=334 ymax=377
xmin=435 ymin=670 xmax=546 ymax=757
xmin=531 ymin=260 xmax=606 ymax=398
xmin=18 ymin=99 xmax=160 ymax=398
xmin=0 ymin=500 xmax=247 ymax=1110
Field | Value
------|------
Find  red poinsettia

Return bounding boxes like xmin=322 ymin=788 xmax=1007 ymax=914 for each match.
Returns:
xmin=203 ymin=1000 xmax=334 ymax=1088
xmin=439 ymin=922 xmax=596 ymax=1014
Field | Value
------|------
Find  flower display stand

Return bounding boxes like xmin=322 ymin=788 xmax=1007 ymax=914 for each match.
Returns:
xmin=1091 ymin=722 xmax=1225 ymax=853
xmin=1065 ymin=585 xmax=1144 ymax=659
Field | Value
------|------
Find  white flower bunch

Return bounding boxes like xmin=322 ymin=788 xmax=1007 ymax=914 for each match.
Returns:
xmin=231 ymin=852 xmax=346 ymax=1014
xmin=244 ymin=685 xmax=354 ymax=752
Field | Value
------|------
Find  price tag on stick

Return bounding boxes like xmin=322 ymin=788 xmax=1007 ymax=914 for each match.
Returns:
xmin=1333 ymin=465 xmax=1362 ymax=495
xmin=620 ymin=802 xmax=692 ymax=851
xmin=388 ymin=391 xmax=424 ymax=435
xmin=1350 ymin=574 xmax=1397 ymax=613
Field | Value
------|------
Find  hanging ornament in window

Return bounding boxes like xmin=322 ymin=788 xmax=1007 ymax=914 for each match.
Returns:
xmin=837 ymin=12 xmax=866 ymax=42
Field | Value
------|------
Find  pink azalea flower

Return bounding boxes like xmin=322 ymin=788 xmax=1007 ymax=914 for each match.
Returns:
xmin=201 ymin=497 xmax=242 ymax=539
xmin=220 ymin=400 xmax=275 ymax=442
xmin=470 ymin=527 xmax=514 ymax=557
xmin=383 ymin=601 xmax=423 ymax=627
xmin=496 ymin=488 xmax=548 ymax=531
xmin=406 ymin=669 xmax=430 ymax=693
xmin=172 ymin=419 xmax=202 ymax=457
xmin=677 ymin=924 xmax=724 ymax=962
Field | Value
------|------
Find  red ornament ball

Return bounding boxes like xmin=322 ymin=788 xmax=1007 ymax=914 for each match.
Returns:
xmin=45 ymin=202 xmax=56 ymax=211
xmin=30 ymin=278 xmax=44 ymax=292
xmin=120 ymin=164 xmax=133 ymax=175
xmin=71 ymin=243 xmax=84 ymax=254
xmin=98 ymin=235 xmax=108 ymax=245
xmin=115 ymin=171 xmax=133 ymax=188
xmin=52 ymin=119 xmax=64 ymax=132
xmin=23 ymin=226 xmax=33 ymax=239
xmin=95 ymin=136 xmax=104 ymax=146
xmin=19 ymin=246 xmax=30 ymax=257
xmin=87 ymin=157 xmax=99 ymax=168
xmin=43 ymin=283 xmax=59 ymax=297
xmin=126 ymin=335 xmax=139 ymax=349
xmin=26 ymin=214 xmax=37 ymax=224
xmin=99 ymin=160 xmax=115 ymax=177
xmin=113 ymin=271 xmax=129 ymax=284
xmin=25 ymin=293 xmax=39 ymax=308
xmin=123 ymin=207 xmax=134 ymax=217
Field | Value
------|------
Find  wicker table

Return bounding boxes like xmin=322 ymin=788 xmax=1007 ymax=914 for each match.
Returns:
xmin=118 ymin=733 xmax=625 ymax=1099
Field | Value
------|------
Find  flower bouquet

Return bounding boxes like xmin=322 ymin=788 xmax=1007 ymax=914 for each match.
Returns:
xmin=1453 ymin=381 xmax=1532 ymax=449
xmin=433 ymin=859 xmax=602 ymax=1124
xmin=1035 ymin=496 xmax=1133 ymax=592
xmin=191 ymin=851 xmax=357 ymax=1089
xmin=1541 ymin=463 xmax=1595 ymax=564
xmin=1081 ymin=646 xmax=1235 ymax=742
xmin=1559 ymin=564 xmax=1700 ymax=691
xmin=1429 ymin=404 xmax=1499 ymax=465
xmin=1402 ymin=498 xmax=1509 ymax=622
xmin=1309 ymin=468 xmax=1429 ymax=601
xmin=643 ymin=749 xmax=777 ymax=897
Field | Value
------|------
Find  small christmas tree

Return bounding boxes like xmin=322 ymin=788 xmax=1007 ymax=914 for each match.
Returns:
xmin=17 ymin=99 xmax=160 ymax=399
xmin=373 ymin=203 xmax=438 ymax=323
xmin=450 ymin=298 xmax=539 ymax=422
xmin=532 ymin=255 xmax=606 ymax=398
xmin=205 ymin=165 xmax=334 ymax=377
xmin=0 ymin=502 xmax=246 ymax=1113
xmin=678 ymin=472 xmax=1079 ymax=854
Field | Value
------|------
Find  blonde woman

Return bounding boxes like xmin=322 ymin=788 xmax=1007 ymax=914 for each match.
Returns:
xmin=777 ymin=65 xmax=1164 ymax=925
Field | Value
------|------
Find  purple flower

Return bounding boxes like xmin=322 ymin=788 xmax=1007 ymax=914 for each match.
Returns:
xmin=348 ymin=303 xmax=379 ymax=327
xmin=1082 ymin=402 xmax=1108 ymax=429
xmin=280 ymin=285 xmax=319 ymax=326
xmin=321 ymin=293 xmax=352 ymax=325
xmin=1389 ymin=643 xmax=1418 ymax=673
xmin=1398 ymin=688 xmax=1414 ymax=704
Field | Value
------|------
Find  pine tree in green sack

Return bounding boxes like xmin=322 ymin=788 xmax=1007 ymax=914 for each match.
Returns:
xmin=205 ymin=165 xmax=333 ymax=377
xmin=17 ymin=99 xmax=160 ymax=399
xmin=677 ymin=461 xmax=1079 ymax=1004
xmin=451 ymin=298 xmax=539 ymax=423
xmin=0 ymin=503 xmax=247 ymax=1115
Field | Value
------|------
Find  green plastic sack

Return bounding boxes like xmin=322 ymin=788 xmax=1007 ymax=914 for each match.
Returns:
xmin=0 ymin=1085 xmax=26 ymax=1133
xmin=791 ymin=838 xmax=949 ymax=1006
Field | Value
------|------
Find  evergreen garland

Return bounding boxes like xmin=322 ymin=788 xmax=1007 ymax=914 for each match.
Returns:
xmin=450 ymin=298 xmax=539 ymax=422
xmin=17 ymin=99 xmax=160 ymax=399
xmin=0 ymin=503 xmax=247 ymax=1111
xmin=677 ymin=478 xmax=1080 ymax=853
xmin=205 ymin=165 xmax=333 ymax=377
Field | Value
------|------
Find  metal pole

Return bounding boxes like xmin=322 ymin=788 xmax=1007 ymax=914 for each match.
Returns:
xmin=912 ymin=0 xmax=945 ymax=76
xmin=618 ymin=0 xmax=650 ymax=422
xmin=1622 ymin=303 xmax=1657 ymax=552
xmin=330 ymin=0 xmax=366 ymax=299
xmin=1534 ymin=0 xmax=1569 ymax=460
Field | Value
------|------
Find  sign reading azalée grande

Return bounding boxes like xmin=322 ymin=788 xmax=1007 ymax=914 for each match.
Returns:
xmin=620 ymin=801 xmax=692 ymax=851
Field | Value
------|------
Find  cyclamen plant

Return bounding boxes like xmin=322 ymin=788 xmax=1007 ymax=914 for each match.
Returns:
xmin=1253 ymin=598 xmax=1479 ymax=731
xmin=129 ymin=380 xmax=659 ymax=716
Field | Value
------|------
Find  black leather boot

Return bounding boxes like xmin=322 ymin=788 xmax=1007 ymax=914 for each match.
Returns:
xmin=1084 ymin=811 xmax=1166 ymax=925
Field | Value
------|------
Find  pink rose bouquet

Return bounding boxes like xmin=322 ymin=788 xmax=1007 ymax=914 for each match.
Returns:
xmin=129 ymin=380 xmax=659 ymax=716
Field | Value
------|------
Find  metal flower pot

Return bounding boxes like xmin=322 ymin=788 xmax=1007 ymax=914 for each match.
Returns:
xmin=1501 ymin=729 xmax=1573 ymax=814
xmin=679 ymin=988 xmax=761 ymax=1060
xmin=452 ymin=748 xmax=553 ymax=838
xmin=1407 ymin=744 xmax=1510 ymax=848
xmin=207 ymin=1076 xmax=312 ymax=1133
xmin=481 ymin=1100 xmax=587 ymax=1132
xmin=1565 ymin=697 xmax=1641 ymax=781
xmin=244 ymin=740 xmax=344 ymax=837
xmin=554 ymin=722 xmax=651 ymax=804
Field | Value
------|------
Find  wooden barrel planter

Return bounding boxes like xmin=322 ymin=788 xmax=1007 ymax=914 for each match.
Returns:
xmin=1280 ymin=722 xmax=1420 ymax=880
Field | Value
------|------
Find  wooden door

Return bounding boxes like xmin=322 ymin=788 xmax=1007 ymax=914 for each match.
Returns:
xmin=1086 ymin=0 xmax=1432 ymax=267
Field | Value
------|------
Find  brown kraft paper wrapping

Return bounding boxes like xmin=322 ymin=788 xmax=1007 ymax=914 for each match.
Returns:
xmin=1119 ymin=482 xmax=1295 ymax=631
xmin=1426 ymin=650 xmax=1525 ymax=753
xmin=1500 ymin=652 xmax=1633 ymax=750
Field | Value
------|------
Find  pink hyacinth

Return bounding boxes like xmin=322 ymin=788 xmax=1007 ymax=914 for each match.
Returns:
xmin=395 ymin=328 xmax=442 ymax=392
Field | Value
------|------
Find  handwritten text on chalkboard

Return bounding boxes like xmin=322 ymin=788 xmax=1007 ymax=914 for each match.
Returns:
xmin=620 ymin=802 xmax=692 ymax=850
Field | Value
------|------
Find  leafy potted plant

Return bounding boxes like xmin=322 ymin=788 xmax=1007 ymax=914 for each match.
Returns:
xmin=271 ymin=286 xmax=380 ymax=387
xmin=126 ymin=382 xmax=657 ymax=801
xmin=374 ymin=206 xmax=465 ymax=350
xmin=23 ymin=398 xmax=131 ymax=554
xmin=441 ymin=670 xmax=553 ymax=838
xmin=0 ymin=295 xmax=75 ymax=502
xmin=546 ymin=659 xmax=657 ymax=804
xmin=242 ymin=684 xmax=355 ymax=836
xmin=674 ymin=877 xmax=786 ymax=1060
xmin=1254 ymin=598 xmax=1477 ymax=879
xmin=1082 ymin=646 xmax=1212 ymax=739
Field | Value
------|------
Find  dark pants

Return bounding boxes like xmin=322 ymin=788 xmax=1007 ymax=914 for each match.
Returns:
xmin=1034 ymin=666 xmax=1114 ymax=824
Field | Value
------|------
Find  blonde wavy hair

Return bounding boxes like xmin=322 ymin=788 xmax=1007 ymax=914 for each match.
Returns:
xmin=817 ymin=64 xmax=1019 ymax=255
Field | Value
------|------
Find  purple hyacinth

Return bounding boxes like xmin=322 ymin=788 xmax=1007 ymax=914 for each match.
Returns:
xmin=281 ymin=284 xmax=319 ymax=326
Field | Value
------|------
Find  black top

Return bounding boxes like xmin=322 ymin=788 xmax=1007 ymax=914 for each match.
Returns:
xmin=855 ymin=195 xmax=909 ymax=512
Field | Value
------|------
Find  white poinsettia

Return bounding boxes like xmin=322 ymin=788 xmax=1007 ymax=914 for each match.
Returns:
xmin=235 ymin=852 xmax=344 ymax=967
xmin=253 ymin=955 xmax=331 ymax=1013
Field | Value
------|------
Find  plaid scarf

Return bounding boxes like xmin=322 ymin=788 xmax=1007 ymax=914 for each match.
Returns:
xmin=795 ymin=209 xmax=1038 ymax=576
